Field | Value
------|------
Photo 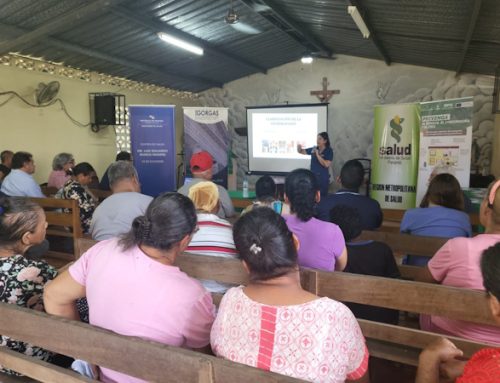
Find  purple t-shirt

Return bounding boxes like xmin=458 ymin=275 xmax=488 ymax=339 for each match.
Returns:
xmin=285 ymin=215 xmax=346 ymax=271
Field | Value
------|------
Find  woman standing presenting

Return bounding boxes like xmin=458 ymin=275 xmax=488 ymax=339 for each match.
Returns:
xmin=297 ymin=132 xmax=333 ymax=195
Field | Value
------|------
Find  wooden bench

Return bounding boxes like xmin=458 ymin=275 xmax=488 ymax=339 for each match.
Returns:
xmin=30 ymin=198 xmax=82 ymax=268
xmin=0 ymin=303 xmax=301 ymax=382
xmin=77 ymin=238 xmax=498 ymax=367
xmin=358 ymin=230 xmax=448 ymax=280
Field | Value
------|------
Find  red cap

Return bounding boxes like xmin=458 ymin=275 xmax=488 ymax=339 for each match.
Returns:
xmin=190 ymin=151 xmax=213 ymax=172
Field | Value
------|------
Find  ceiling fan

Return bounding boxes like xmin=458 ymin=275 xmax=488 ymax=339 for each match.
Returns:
xmin=224 ymin=0 xmax=261 ymax=35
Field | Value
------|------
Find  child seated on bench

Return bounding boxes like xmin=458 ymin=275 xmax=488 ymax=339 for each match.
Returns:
xmin=211 ymin=207 xmax=369 ymax=383
xmin=416 ymin=242 xmax=500 ymax=383
xmin=329 ymin=205 xmax=400 ymax=324
xmin=0 ymin=196 xmax=57 ymax=375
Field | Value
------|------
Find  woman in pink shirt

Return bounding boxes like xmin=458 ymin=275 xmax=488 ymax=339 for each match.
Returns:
xmin=44 ymin=192 xmax=216 ymax=383
xmin=47 ymin=152 xmax=74 ymax=189
xmin=418 ymin=179 xmax=500 ymax=345
xmin=211 ymin=207 xmax=369 ymax=383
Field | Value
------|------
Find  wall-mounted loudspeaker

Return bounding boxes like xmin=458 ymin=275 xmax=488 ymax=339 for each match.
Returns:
xmin=94 ymin=95 xmax=116 ymax=125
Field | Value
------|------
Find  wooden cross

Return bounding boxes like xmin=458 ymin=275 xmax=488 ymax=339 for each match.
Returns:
xmin=310 ymin=77 xmax=340 ymax=103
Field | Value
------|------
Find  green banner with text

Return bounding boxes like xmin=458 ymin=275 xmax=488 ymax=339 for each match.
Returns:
xmin=370 ymin=103 xmax=420 ymax=209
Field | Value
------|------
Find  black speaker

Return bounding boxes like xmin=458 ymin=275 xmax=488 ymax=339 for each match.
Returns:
xmin=94 ymin=95 xmax=116 ymax=125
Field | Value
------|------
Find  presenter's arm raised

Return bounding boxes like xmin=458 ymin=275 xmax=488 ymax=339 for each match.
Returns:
xmin=297 ymin=144 xmax=306 ymax=155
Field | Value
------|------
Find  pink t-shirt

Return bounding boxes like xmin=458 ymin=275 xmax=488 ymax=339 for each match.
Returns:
xmin=211 ymin=287 xmax=369 ymax=383
xmin=47 ymin=170 xmax=70 ymax=189
xmin=285 ymin=215 xmax=346 ymax=271
xmin=69 ymin=239 xmax=216 ymax=383
xmin=422 ymin=234 xmax=500 ymax=345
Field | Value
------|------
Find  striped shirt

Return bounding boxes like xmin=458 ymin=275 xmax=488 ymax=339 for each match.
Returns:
xmin=186 ymin=213 xmax=237 ymax=257
xmin=185 ymin=213 xmax=237 ymax=293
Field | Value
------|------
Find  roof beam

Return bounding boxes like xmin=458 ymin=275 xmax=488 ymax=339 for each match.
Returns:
xmin=456 ymin=0 xmax=483 ymax=75
xmin=348 ymin=0 xmax=391 ymax=66
xmin=110 ymin=6 xmax=268 ymax=74
xmin=0 ymin=0 xmax=128 ymax=56
xmin=0 ymin=23 xmax=222 ymax=90
xmin=241 ymin=0 xmax=332 ymax=57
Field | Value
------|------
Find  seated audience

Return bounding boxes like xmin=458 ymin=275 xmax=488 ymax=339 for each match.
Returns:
xmin=1 ymin=150 xmax=13 ymax=168
xmin=44 ymin=192 xmax=215 ymax=383
xmin=316 ymin=159 xmax=382 ymax=230
xmin=90 ymin=161 xmax=152 ymax=241
xmin=211 ymin=207 xmax=369 ymax=383
xmin=330 ymin=205 xmax=400 ymax=324
xmin=0 ymin=151 xmax=44 ymax=197
xmin=284 ymin=168 xmax=347 ymax=271
xmin=0 ymin=164 xmax=10 ymax=186
xmin=417 ymin=179 xmax=500 ymax=345
xmin=61 ymin=162 xmax=96 ymax=233
xmin=178 ymin=151 xmax=235 ymax=218
xmin=47 ymin=152 xmax=74 ymax=189
xmin=242 ymin=175 xmax=283 ymax=215
xmin=0 ymin=196 xmax=57 ymax=375
xmin=416 ymin=243 xmax=500 ymax=383
xmin=428 ymin=164 xmax=473 ymax=213
xmin=185 ymin=181 xmax=237 ymax=292
xmin=401 ymin=173 xmax=471 ymax=266
xmin=99 ymin=151 xmax=131 ymax=191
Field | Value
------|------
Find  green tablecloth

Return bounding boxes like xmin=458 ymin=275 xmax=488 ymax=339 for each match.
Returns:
xmin=228 ymin=190 xmax=256 ymax=199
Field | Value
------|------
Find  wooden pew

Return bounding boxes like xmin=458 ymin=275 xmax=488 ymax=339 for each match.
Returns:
xmin=76 ymin=238 xmax=498 ymax=367
xmin=30 ymin=198 xmax=82 ymax=268
xmin=0 ymin=303 xmax=301 ymax=382
xmin=358 ymin=230 xmax=447 ymax=280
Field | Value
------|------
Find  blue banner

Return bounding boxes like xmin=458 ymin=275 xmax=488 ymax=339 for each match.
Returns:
xmin=129 ymin=105 xmax=176 ymax=196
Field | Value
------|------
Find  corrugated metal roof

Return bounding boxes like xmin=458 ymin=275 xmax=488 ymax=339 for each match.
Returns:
xmin=0 ymin=0 xmax=498 ymax=92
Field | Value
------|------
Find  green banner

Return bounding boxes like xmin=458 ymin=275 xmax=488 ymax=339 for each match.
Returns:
xmin=370 ymin=103 xmax=420 ymax=209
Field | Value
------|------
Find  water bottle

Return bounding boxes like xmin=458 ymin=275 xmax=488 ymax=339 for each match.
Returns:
xmin=242 ymin=177 xmax=249 ymax=198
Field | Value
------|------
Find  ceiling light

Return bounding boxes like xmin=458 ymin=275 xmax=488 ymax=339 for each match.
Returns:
xmin=301 ymin=55 xmax=313 ymax=64
xmin=348 ymin=6 xmax=370 ymax=39
xmin=157 ymin=32 xmax=204 ymax=55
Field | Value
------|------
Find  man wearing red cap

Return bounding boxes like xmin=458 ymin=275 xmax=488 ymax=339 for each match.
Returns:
xmin=178 ymin=151 xmax=235 ymax=218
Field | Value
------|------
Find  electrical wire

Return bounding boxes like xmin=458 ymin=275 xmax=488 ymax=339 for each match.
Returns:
xmin=0 ymin=90 xmax=91 ymax=128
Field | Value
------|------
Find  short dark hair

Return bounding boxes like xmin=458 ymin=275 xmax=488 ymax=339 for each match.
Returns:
xmin=420 ymin=173 xmax=464 ymax=211
xmin=0 ymin=164 xmax=10 ymax=178
xmin=11 ymin=152 xmax=33 ymax=170
xmin=285 ymin=168 xmax=318 ymax=221
xmin=72 ymin=162 xmax=95 ymax=176
xmin=255 ymin=176 xmax=276 ymax=200
xmin=1 ymin=150 xmax=13 ymax=164
xmin=120 ymin=192 xmax=197 ymax=252
xmin=480 ymin=243 xmax=500 ymax=301
xmin=233 ymin=207 xmax=296 ymax=282
xmin=340 ymin=160 xmax=365 ymax=190
xmin=0 ymin=196 xmax=42 ymax=251
xmin=329 ymin=205 xmax=362 ymax=242
xmin=318 ymin=132 xmax=330 ymax=148
xmin=116 ymin=151 xmax=131 ymax=161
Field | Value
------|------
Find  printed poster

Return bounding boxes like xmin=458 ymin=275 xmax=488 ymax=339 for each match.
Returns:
xmin=416 ymin=97 xmax=473 ymax=203
xmin=183 ymin=107 xmax=229 ymax=188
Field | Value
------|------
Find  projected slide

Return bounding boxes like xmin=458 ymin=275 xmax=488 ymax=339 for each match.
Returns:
xmin=247 ymin=104 xmax=328 ymax=174
xmin=253 ymin=113 xmax=317 ymax=159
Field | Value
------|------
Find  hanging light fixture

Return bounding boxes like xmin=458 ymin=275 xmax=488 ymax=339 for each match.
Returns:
xmin=157 ymin=32 xmax=204 ymax=55
xmin=348 ymin=6 xmax=370 ymax=39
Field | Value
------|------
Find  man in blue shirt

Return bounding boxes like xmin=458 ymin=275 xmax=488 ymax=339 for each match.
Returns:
xmin=0 ymin=151 xmax=45 ymax=197
xmin=316 ymin=159 xmax=382 ymax=230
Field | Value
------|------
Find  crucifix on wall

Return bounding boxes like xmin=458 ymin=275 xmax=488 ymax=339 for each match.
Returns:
xmin=310 ymin=77 xmax=340 ymax=103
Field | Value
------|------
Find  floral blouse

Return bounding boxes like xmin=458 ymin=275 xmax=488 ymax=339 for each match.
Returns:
xmin=0 ymin=255 xmax=58 ymax=375
xmin=62 ymin=179 xmax=96 ymax=233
